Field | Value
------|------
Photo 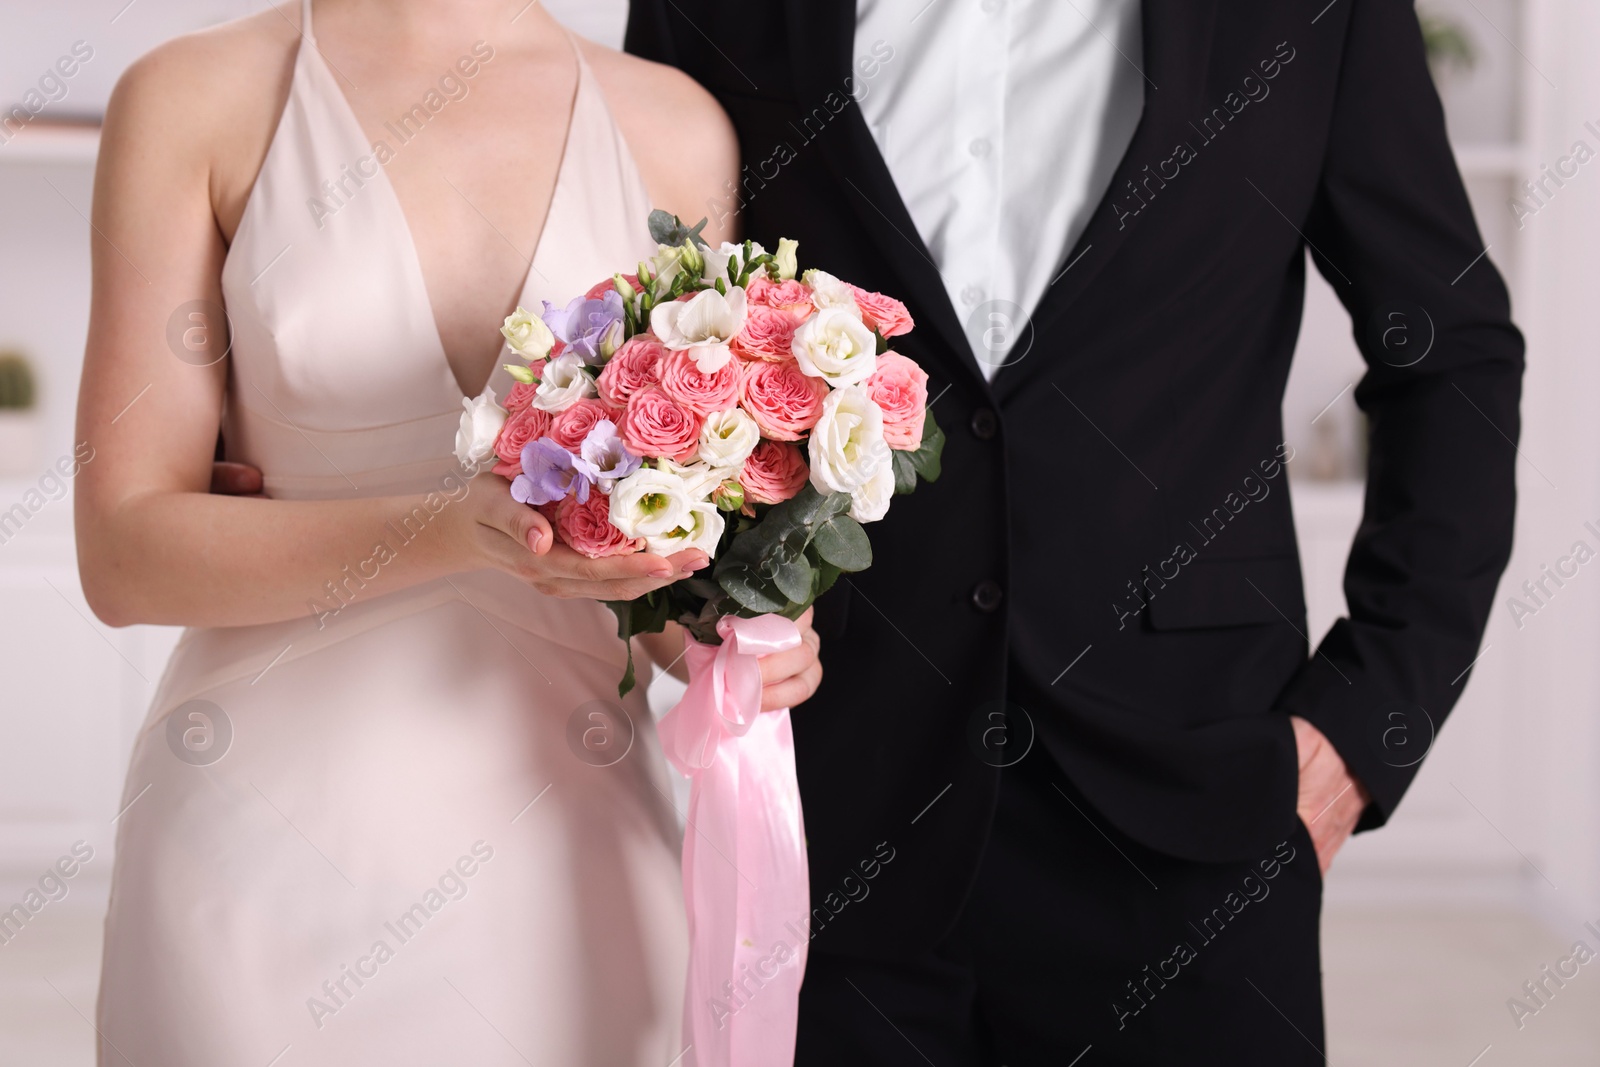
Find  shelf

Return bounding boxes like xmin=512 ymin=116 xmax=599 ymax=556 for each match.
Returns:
xmin=0 ymin=125 xmax=100 ymax=165
xmin=1288 ymin=477 xmax=1366 ymax=526
xmin=1454 ymin=142 xmax=1533 ymax=178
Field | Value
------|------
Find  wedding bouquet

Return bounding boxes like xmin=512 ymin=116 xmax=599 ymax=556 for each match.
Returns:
xmin=454 ymin=212 xmax=944 ymax=693
xmin=455 ymin=213 xmax=942 ymax=1067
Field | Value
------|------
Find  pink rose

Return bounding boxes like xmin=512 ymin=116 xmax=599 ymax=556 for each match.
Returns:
xmin=659 ymin=347 xmax=742 ymax=415
xmin=740 ymin=439 xmax=810 ymax=505
xmin=866 ymin=352 xmax=929 ymax=450
xmin=746 ymin=275 xmax=815 ymax=321
xmin=494 ymin=404 xmax=553 ymax=466
xmin=847 ymin=284 xmax=915 ymax=339
xmin=548 ymin=398 xmax=613 ymax=452
xmin=738 ymin=360 xmax=828 ymax=441
xmin=731 ymin=305 xmax=799 ymax=362
xmin=504 ymin=380 xmax=540 ymax=413
xmin=619 ymin=385 xmax=704 ymax=462
xmin=492 ymin=459 xmax=520 ymax=479
xmin=556 ymin=492 xmax=641 ymax=559
xmin=597 ymin=336 xmax=664 ymax=407
xmin=585 ymin=274 xmax=639 ymax=301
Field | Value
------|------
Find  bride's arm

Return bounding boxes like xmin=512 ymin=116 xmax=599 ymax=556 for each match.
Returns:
xmin=75 ymin=42 xmax=700 ymax=630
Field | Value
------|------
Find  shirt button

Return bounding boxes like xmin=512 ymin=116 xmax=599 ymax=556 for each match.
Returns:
xmin=968 ymin=137 xmax=991 ymax=158
xmin=960 ymin=285 xmax=985 ymax=306
xmin=969 ymin=407 xmax=998 ymax=440
xmin=971 ymin=580 xmax=1004 ymax=613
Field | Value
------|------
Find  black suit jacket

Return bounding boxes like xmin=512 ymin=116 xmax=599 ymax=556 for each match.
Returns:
xmin=626 ymin=0 xmax=1523 ymax=955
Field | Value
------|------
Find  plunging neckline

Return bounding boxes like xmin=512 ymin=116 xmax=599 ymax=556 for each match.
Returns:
xmin=298 ymin=0 xmax=583 ymax=399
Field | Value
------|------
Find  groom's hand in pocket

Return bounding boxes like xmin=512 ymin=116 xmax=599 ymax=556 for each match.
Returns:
xmin=759 ymin=608 xmax=823 ymax=711
xmin=1293 ymin=716 xmax=1370 ymax=876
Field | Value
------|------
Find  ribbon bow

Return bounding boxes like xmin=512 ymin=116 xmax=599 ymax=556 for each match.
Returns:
xmin=656 ymin=614 xmax=810 ymax=1067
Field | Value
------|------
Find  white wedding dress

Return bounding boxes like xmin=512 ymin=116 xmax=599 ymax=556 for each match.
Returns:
xmin=97 ymin=4 xmax=686 ymax=1063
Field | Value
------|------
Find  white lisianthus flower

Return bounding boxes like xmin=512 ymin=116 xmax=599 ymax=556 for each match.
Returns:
xmin=791 ymin=307 xmax=879 ymax=387
xmin=697 ymin=407 xmax=760 ymax=469
xmin=609 ymin=466 xmax=696 ymax=540
xmin=849 ymin=461 xmax=895 ymax=523
xmin=773 ymin=238 xmax=799 ymax=282
xmin=500 ymin=306 xmax=555 ymax=360
xmin=702 ymin=240 xmax=766 ymax=285
xmin=531 ymin=352 xmax=598 ymax=412
xmin=802 ymin=269 xmax=861 ymax=317
xmin=647 ymin=244 xmax=687 ymax=290
xmin=655 ymin=457 xmax=736 ymax=502
xmin=808 ymin=384 xmax=890 ymax=494
xmin=453 ymin=387 xmax=506 ymax=474
xmin=645 ymin=501 xmax=726 ymax=558
xmin=650 ymin=286 xmax=748 ymax=374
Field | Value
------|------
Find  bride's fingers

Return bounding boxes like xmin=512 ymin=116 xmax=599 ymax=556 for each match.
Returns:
xmin=540 ymin=575 xmax=676 ymax=601
xmin=528 ymin=547 xmax=701 ymax=600
xmin=663 ymin=549 xmax=712 ymax=575
xmin=480 ymin=492 xmax=554 ymax=555
xmin=546 ymin=546 xmax=709 ymax=583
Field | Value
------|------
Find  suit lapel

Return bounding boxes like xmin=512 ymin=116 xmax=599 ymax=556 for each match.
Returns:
xmin=783 ymin=0 xmax=986 ymax=388
xmin=783 ymin=0 xmax=1219 ymax=389
xmin=1009 ymin=0 xmax=1220 ymax=375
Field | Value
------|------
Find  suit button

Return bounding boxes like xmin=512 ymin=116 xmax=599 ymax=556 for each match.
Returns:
xmin=970 ymin=407 xmax=999 ymax=440
xmin=971 ymin=580 xmax=1004 ymax=613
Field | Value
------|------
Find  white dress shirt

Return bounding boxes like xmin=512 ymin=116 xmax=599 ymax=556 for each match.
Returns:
xmin=854 ymin=0 xmax=1145 ymax=375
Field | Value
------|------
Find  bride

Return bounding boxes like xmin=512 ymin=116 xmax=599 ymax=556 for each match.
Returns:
xmin=73 ymin=1 xmax=821 ymax=1063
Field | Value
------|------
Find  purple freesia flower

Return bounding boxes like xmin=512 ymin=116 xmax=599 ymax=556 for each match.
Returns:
xmin=512 ymin=438 xmax=593 ymax=506
xmin=542 ymin=291 xmax=626 ymax=366
xmin=574 ymin=419 xmax=642 ymax=492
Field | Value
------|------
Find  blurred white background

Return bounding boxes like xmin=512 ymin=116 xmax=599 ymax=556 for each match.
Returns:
xmin=1 ymin=1 xmax=1598 ymax=1063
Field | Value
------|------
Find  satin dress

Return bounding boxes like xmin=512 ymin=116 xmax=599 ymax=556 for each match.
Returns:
xmin=96 ymin=4 xmax=686 ymax=1063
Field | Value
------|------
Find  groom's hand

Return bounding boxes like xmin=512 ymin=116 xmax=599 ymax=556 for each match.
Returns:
xmin=1292 ymin=715 xmax=1369 ymax=876
xmin=758 ymin=608 xmax=822 ymax=711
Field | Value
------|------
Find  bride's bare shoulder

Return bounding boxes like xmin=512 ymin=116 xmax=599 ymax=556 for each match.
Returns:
xmin=108 ymin=7 xmax=299 ymax=126
xmin=102 ymin=7 xmax=300 ymax=213
xmin=579 ymin=40 xmax=740 ymax=239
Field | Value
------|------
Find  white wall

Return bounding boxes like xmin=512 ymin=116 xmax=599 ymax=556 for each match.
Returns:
xmin=0 ymin=0 xmax=630 ymax=901
xmin=0 ymin=0 xmax=1595 ymax=926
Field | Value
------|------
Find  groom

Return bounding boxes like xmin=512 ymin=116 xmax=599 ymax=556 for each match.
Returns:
xmin=625 ymin=0 xmax=1522 ymax=1063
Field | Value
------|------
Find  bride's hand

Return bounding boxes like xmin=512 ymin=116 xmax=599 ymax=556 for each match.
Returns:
xmin=760 ymin=608 xmax=823 ymax=711
xmin=458 ymin=474 xmax=707 ymax=601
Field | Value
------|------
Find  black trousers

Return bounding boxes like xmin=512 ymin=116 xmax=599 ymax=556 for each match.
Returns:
xmin=795 ymin=744 xmax=1325 ymax=1066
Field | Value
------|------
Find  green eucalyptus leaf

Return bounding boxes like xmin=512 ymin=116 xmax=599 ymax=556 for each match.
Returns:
xmin=813 ymin=557 xmax=843 ymax=598
xmin=604 ymin=599 xmax=639 ymax=696
xmin=891 ymin=450 xmax=918 ymax=495
xmin=813 ymin=514 xmax=872 ymax=572
xmin=646 ymin=210 xmax=682 ymax=246
xmin=603 ymin=592 xmax=676 ymax=696
xmin=772 ymin=555 xmax=815 ymax=604
xmin=909 ymin=408 xmax=946 ymax=483
xmin=717 ymin=560 xmax=789 ymax=614
xmin=646 ymin=211 xmax=712 ymax=249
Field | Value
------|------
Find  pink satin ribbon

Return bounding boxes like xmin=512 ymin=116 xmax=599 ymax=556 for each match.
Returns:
xmin=656 ymin=614 xmax=811 ymax=1067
